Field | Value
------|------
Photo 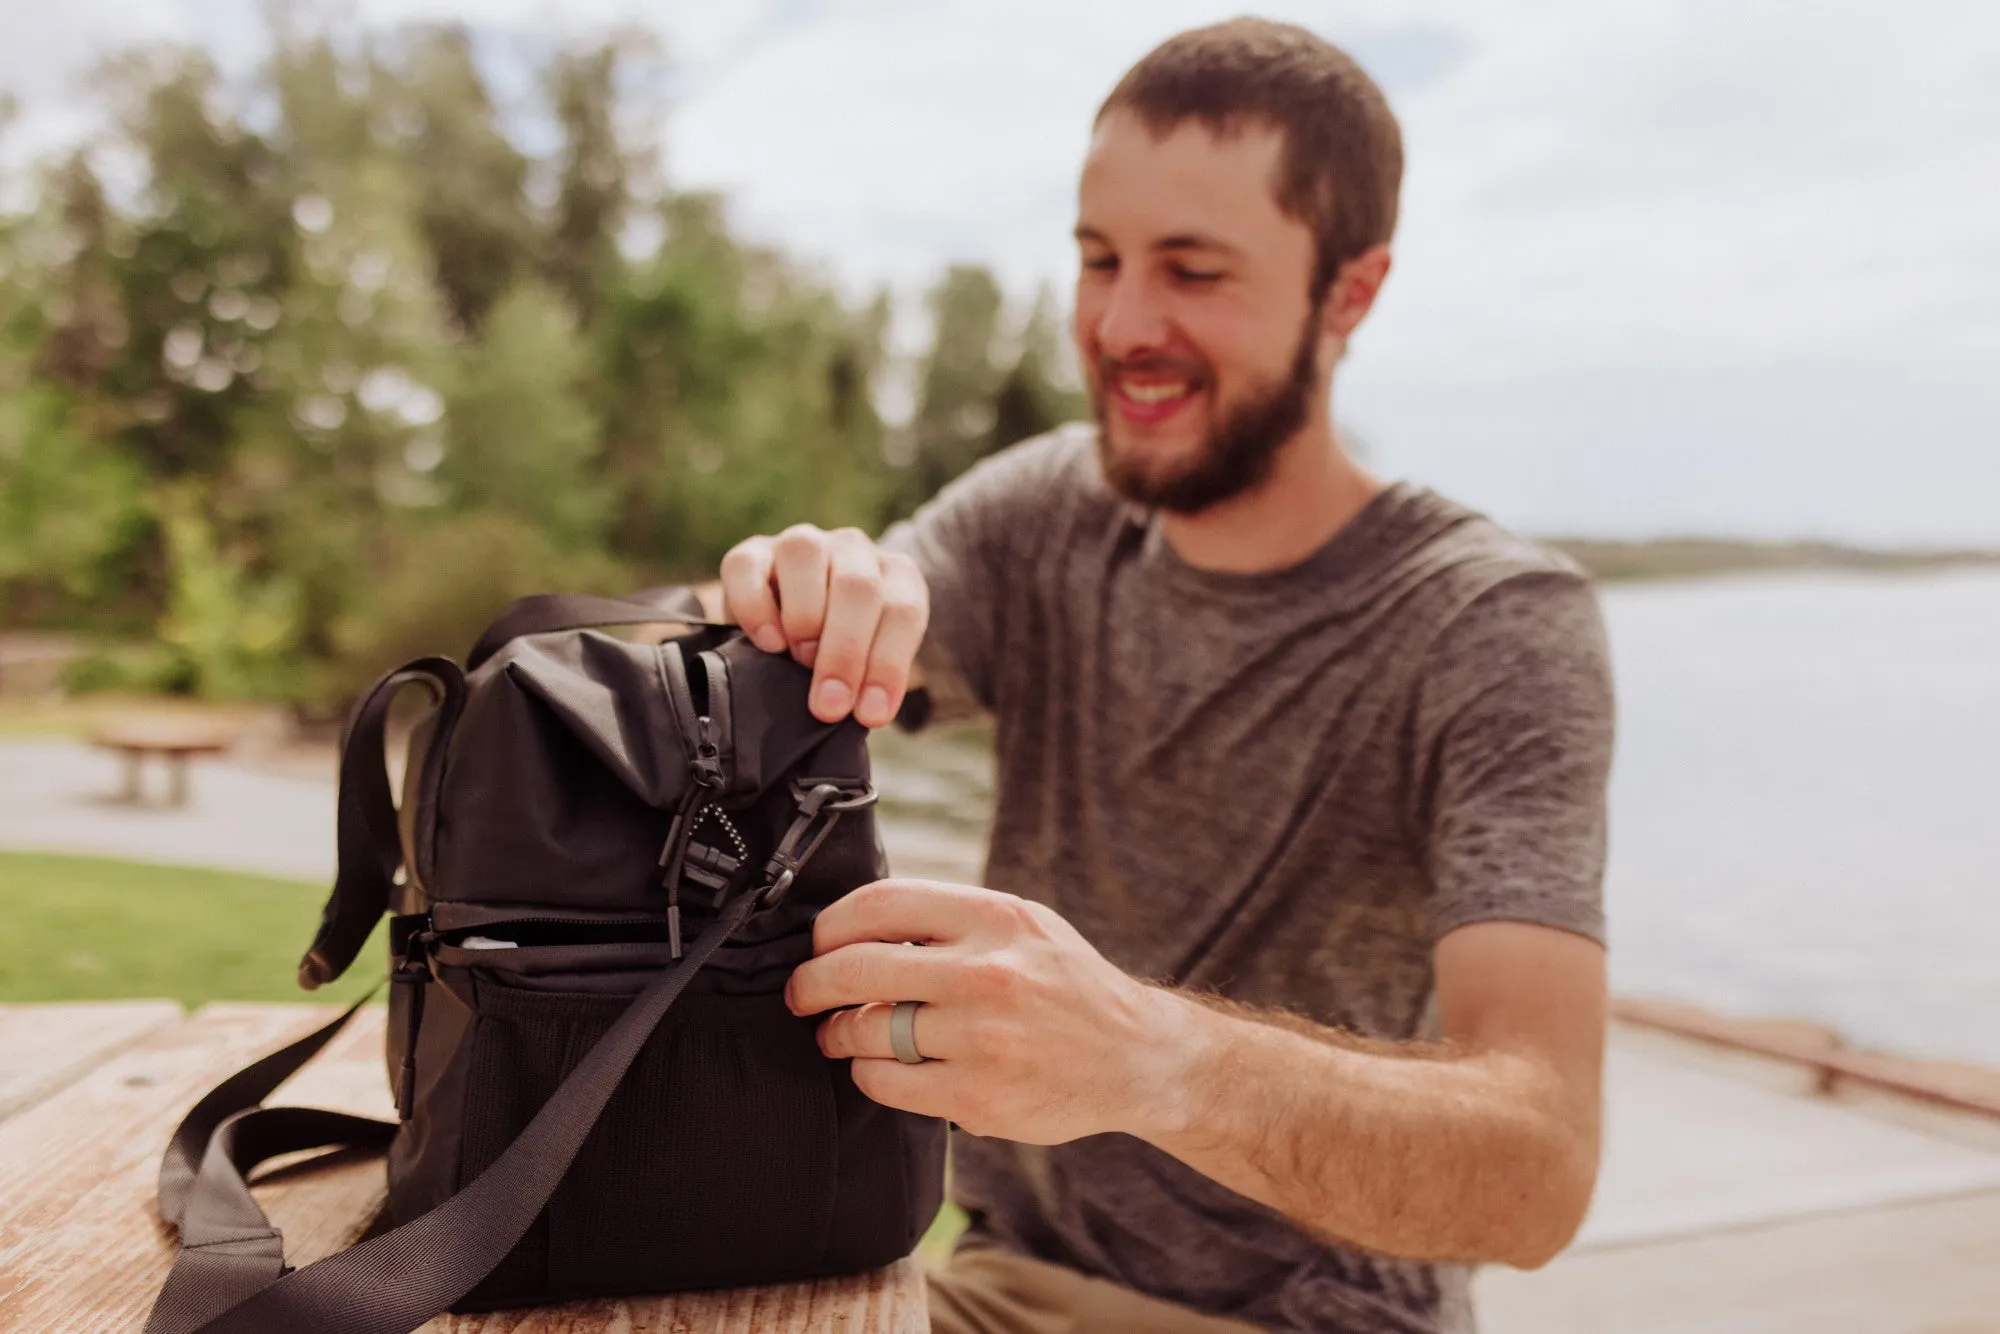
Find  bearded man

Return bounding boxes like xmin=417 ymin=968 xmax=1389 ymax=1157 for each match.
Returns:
xmin=711 ymin=18 xmax=1615 ymax=1334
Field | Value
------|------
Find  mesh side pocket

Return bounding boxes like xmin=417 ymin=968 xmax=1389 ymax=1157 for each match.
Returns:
xmin=454 ymin=983 xmax=840 ymax=1309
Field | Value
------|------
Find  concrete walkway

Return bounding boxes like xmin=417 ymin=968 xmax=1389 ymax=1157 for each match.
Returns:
xmin=0 ymin=738 xmax=989 ymax=887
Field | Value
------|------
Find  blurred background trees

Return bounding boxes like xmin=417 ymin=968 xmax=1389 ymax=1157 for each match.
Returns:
xmin=0 ymin=20 xmax=1084 ymax=705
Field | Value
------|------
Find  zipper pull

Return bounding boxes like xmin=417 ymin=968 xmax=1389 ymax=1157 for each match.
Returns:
xmin=692 ymin=715 xmax=724 ymax=789
xmin=393 ymin=926 xmax=433 ymax=1120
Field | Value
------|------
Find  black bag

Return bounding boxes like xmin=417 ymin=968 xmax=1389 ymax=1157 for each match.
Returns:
xmin=144 ymin=589 xmax=948 ymax=1334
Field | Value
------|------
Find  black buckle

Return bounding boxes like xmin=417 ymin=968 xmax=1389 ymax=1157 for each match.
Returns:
xmin=758 ymin=780 xmax=875 ymax=906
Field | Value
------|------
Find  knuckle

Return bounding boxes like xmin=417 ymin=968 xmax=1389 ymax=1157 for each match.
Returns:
xmin=879 ymin=587 xmax=925 ymax=623
xmin=967 ymin=956 xmax=1019 ymax=1000
xmin=772 ymin=525 xmax=825 ymax=558
xmin=829 ymin=567 xmax=884 ymax=602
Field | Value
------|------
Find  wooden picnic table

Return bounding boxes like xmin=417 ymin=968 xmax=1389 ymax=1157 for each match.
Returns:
xmin=0 ymin=1001 xmax=928 ymax=1332
xmin=89 ymin=721 xmax=239 ymax=808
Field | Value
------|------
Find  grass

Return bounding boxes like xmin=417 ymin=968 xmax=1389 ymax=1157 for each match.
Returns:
xmin=0 ymin=850 xmax=383 ymax=1006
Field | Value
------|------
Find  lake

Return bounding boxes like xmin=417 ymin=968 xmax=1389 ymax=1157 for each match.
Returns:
xmin=1600 ymin=567 xmax=2000 ymax=1068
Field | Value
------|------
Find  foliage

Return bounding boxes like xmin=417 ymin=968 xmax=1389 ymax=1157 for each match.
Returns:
xmin=0 ymin=18 xmax=1084 ymax=705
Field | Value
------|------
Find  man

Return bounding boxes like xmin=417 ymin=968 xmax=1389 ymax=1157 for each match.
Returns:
xmin=714 ymin=19 xmax=1614 ymax=1334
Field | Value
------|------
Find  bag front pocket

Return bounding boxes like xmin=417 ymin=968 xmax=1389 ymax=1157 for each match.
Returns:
xmin=454 ymin=980 xmax=840 ymax=1308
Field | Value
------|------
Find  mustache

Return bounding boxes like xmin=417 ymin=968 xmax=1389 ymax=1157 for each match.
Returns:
xmin=1096 ymin=355 xmax=1211 ymax=384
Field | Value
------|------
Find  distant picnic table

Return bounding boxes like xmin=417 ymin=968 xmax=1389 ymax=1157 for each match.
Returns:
xmin=0 ymin=1001 xmax=928 ymax=1332
xmin=88 ymin=720 xmax=239 ymax=808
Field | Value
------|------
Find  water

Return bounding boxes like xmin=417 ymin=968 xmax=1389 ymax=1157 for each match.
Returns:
xmin=1600 ymin=568 xmax=2000 ymax=1067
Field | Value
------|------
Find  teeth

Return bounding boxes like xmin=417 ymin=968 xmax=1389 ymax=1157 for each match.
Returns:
xmin=1122 ymin=381 xmax=1190 ymax=404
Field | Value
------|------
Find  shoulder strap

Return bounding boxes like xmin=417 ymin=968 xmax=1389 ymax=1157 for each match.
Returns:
xmin=146 ymin=888 xmax=761 ymax=1334
xmin=298 ymin=658 xmax=465 ymax=991
xmin=466 ymin=586 xmax=723 ymax=673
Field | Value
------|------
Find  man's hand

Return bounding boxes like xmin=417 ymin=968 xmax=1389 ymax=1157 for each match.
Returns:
xmin=719 ymin=525 xmax=928 ymax=727
xmin=791 ymin=879 xmax=1605 ymax=1268
xmin=788 ymin=879 xmax=1198 ymax=1144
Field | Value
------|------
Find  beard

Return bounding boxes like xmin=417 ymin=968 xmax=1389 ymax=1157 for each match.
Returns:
xmin=1091 ymin=301 xmax=1324 ymax=515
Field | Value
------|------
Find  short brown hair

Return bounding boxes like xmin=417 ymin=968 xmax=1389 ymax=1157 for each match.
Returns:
xmin=1097 ymin=18 xmax=1404 ymax=297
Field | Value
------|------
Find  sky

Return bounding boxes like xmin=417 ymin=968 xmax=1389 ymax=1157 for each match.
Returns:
xmin=7 ymin=0 xmax=2000 ymax=544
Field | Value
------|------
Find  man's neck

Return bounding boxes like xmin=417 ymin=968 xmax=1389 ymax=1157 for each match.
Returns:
xmin=1159 ymin=418 xmax=1385 ymax=575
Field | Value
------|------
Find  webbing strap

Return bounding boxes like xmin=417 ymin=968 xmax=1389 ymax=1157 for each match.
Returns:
xmin=299 ymin=658 xmax=464 ymax=991
xmin=145 ymin=886 xmax=764 ymax=1334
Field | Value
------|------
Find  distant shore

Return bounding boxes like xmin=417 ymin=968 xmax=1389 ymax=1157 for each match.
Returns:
xmin=1542 ymin=537 xmax=2000 ymax=584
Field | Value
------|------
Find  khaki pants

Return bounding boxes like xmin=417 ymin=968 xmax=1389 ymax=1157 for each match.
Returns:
xmin=927 ymin=1247 xmax=1266 ymax=1334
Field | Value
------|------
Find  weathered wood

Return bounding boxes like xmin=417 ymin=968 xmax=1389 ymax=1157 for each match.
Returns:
xmin=0 ymin=1002 xmax=927 ymax=1332
xmin=0 ymin=1004 xmax=341 ymax=1329
xmin=0 ymin=1000 xmax=183 ymax=1122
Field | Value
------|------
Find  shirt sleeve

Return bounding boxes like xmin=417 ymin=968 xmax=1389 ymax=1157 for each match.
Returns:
xmin=877 ymin=428 xmax=1080 ymax=727
xmin=1414 ymin=569 xmax=1616 ymax=945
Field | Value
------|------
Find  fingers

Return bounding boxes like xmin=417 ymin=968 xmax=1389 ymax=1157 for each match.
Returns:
xmin=785 ymin=937 xmax=954 ymax=1016
xmin=810 ymin=529 xmax=884 ymax=722
xmin=720 ymin=525 xmax=930 ymax=727
xmin=769 ymin=525 xmax=832 ymax=664
xmin=718 ymin=537 xmax=785 ymax=653
xmin=856 ymin=552 xmax=928 ymax=727
xmin=816 ymin=999 xmax=968 ymax=1061
xmin=846 ymin=1057 xmax=963 ymax=1121
xmin=811 ymin=879 xmax=1011 ymax=955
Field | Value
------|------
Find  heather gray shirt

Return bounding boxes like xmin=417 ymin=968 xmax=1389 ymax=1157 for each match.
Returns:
xmin=882 ymin=424 xmax=1614 ymax=1334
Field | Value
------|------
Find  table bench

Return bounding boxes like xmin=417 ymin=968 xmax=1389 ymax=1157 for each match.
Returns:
xmin=0 ymin=1001 xmax=928 ymax=1331
xmin=88 ymin=722 xmax=238 ymax=807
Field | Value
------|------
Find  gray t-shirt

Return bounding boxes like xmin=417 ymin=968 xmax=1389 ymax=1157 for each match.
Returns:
xmin=882 ymin=424 xmax=1614 ymax=1334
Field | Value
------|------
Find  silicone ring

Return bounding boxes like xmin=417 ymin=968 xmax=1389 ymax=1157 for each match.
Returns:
xmin=890 ymin=1000 xmax=927 ymax=1064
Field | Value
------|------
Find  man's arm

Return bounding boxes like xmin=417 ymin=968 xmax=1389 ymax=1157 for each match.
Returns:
xmin=795 ymin=882 xmax=1603 ymax=1270
xmin=1143 ymin=920 xmax=1604 ymax=1268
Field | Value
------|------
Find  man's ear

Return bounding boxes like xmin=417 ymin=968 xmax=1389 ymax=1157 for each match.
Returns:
xmin=1321 ymin=243 xmax=1393 ymax=341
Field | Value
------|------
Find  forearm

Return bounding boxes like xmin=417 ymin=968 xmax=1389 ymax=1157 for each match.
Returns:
xmin=1130 ymin=991 xmax=1598 ymax=1269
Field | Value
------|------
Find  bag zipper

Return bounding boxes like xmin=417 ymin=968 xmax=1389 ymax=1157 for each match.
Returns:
xmin=393 ymin=921 xmax=435 ymax=1120
xmin=658 ymin=643 xmax=733 ymax=958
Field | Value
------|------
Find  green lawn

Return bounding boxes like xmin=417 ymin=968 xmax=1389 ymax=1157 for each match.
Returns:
xmin=0 ymin=850 xmax=383 ymax=1006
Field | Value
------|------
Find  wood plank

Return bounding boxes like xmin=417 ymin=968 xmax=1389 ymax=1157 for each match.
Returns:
xmin=0 ymin=1003 xmax=343 ymax=1330
xmin=0 ymin=1000 xmax=183 ymax=1122
xmin=0 ymin=1002 xmax=926 ymax=1332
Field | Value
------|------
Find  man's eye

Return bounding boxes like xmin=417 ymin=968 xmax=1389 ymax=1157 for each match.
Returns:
xmin=1174 ymin=267 xmax=1223 ymax=284
xmin=1081 ymin=256 xmax=1118 ymax=273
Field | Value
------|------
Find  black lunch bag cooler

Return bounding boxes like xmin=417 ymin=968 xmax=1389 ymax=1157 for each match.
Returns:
xmin=144 ymin=589 xmax=947 ymax=1334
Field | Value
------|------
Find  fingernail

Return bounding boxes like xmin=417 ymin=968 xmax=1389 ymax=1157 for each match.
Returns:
xmin=751 ymin=625 xmax=786 ymax=653
xmin=858 ymin=685 xmax=890 ymax=724
xmin=815 ymin=678 xmax=852 ymax=716
xmin=796 ymin=638 xmax=819 ymax=668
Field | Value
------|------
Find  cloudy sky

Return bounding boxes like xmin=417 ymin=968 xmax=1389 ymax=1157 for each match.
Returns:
xmin=9 ymin=0 xmax=2000 ymax=543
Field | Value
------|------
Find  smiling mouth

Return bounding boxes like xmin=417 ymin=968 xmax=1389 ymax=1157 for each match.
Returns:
xmin=1108 ymin=369 xmax=1203 ymax=424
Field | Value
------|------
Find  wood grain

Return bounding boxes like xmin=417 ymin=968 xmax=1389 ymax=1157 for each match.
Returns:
xmin=0 ymin=1003 xmax=343 ymax=1330
xmin=0 ymin=1000 xmax=184 ymax=1122
xmin=0 ymin=1002 xmax=928 ymax=1332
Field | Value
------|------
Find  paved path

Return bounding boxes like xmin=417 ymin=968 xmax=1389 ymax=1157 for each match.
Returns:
xmin=0 ymin=739 xmax=988 ymax=886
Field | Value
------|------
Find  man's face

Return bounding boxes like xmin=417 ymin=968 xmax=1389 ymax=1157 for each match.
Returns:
xmin=1073 ymin=111 xmax=1327 ymax=513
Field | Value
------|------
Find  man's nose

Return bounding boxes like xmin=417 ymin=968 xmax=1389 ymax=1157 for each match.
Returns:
xmin=1092 ymin=272 xmax=1170 ymax=360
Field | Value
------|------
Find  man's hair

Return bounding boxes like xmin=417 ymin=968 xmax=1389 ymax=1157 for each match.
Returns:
xmin=1097 ymin=18 xmax=1404 ymax=297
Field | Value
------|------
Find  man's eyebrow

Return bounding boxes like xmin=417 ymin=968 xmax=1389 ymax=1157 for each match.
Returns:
xmin=1072 ymin=226 xmax=1242 ymax=259
xmin=1155 ymin=233 xmax=1241 ymax=258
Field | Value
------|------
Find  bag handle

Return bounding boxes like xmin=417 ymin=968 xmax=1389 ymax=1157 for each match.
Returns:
xmin=298 ymin=658 xmax=465 ymax=990
xmin=465 ymin=586 xmax=724 ymax=673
